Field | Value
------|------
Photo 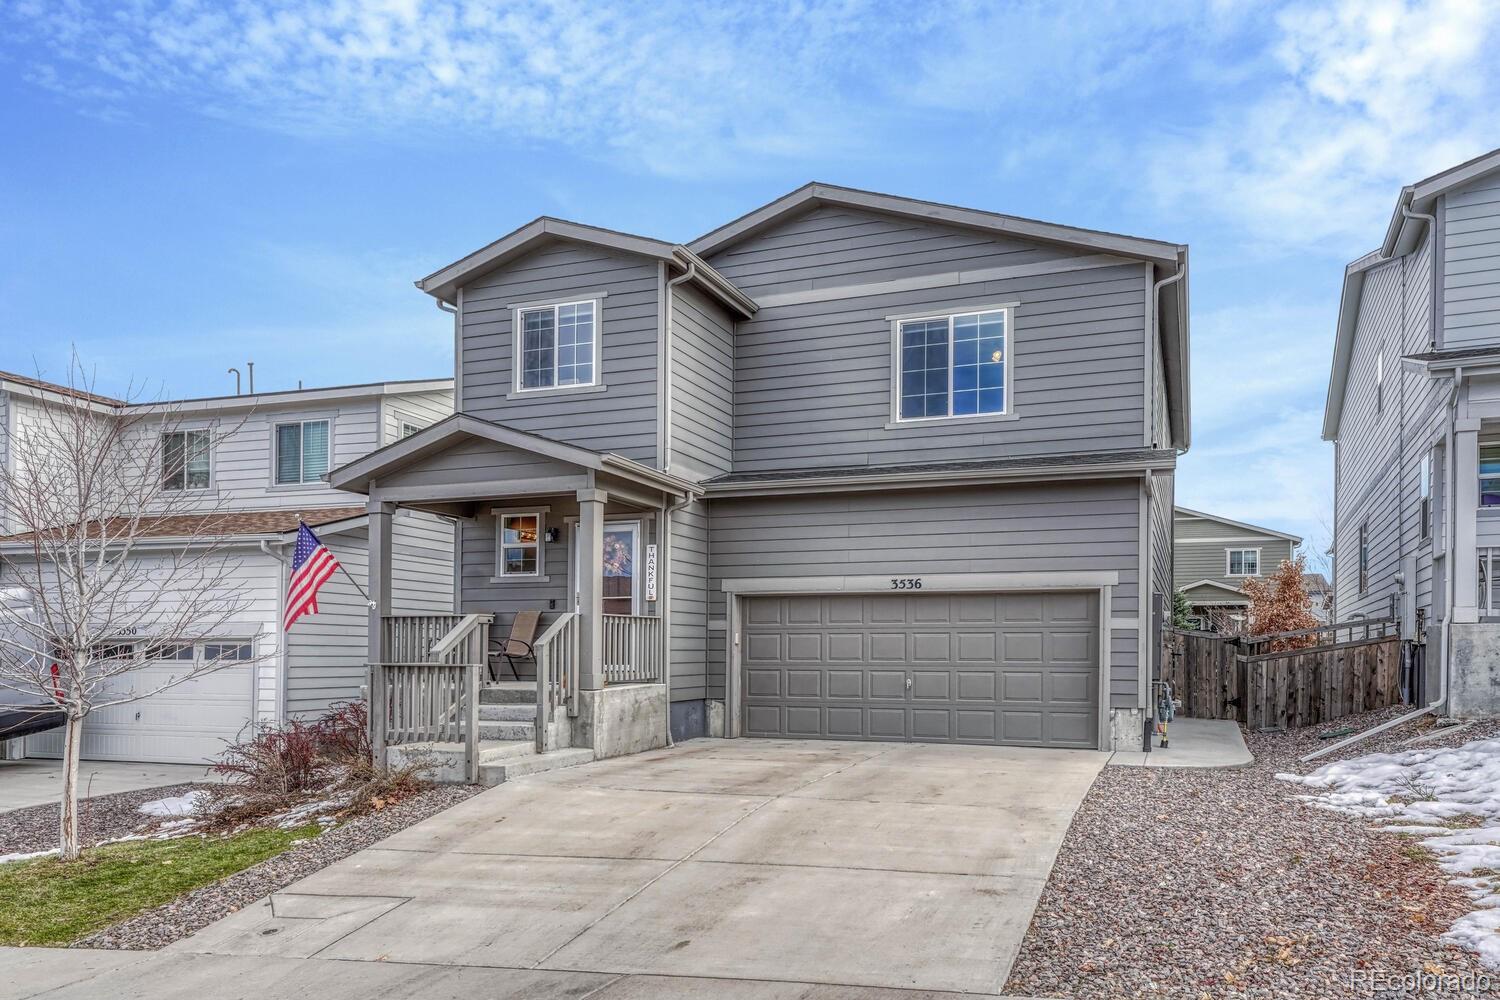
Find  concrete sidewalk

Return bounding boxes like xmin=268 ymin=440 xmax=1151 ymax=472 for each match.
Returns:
xmin=0 ymin=738 xmax=1103 ymax=998
xmin=0 ymin=759 xmax=225 ymax=813
xmin=1108 ymin=717 xmax=1254 ymax=768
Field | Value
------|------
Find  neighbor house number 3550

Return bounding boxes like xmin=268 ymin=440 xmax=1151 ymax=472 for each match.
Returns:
xmin=890 ymin=578 xmax=923 ymax=590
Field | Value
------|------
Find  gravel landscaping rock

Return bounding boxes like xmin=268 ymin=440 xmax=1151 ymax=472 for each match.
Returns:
xmin=0 ymin=782 xmax=207 ymax=856
xmin=74 ymin=783 xmax=481 ymax=950
xmin=1006 ymin=711 xmax=1499 ymax=999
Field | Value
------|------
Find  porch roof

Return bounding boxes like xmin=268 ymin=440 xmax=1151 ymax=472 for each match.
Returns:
xmin=1182 ymin=579 xmax=1250 ymax=606
xmin=326 ymin=413 xmax=700 ymax=509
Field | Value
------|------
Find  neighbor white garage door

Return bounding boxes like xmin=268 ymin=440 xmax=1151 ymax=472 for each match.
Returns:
xmin=28 ymin=664 xmax=256 ymax=765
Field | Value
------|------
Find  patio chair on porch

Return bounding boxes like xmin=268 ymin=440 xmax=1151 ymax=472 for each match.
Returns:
xmin=489 ymin=610 xmax=542 ymax=682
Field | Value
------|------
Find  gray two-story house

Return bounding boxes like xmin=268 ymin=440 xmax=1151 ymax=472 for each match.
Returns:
xmin=1173 ymin=506 xmax=1301 ymax=629
xmin=1324 ymin=147 xmax=1500 ymax=718
xmin=332 ymin=183 xmax=1190 ymax=762
xmin=1 ymin=374 xmax=456 ymax=763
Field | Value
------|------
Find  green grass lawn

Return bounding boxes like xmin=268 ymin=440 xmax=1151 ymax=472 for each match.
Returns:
xmin=0 ymin=824 xmax=322 ymax=947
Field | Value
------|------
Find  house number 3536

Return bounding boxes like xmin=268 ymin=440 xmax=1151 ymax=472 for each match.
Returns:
xmin=890 ymin=578 xmax=923 ymax=590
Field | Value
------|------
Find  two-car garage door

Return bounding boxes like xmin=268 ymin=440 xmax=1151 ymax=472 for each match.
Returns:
xmin=741 ymin=591 xmax=1099 ymax=749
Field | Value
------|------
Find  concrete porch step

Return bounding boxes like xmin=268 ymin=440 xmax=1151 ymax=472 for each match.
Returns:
xmin=477 ymin=721 xmax=535 ymax=742
xmin=479 ymin=703 xmax=537 ymax=722
xmin=479 ymin=682 xmax=535 ymax=705
xmin=479 ymin=746 xmax=594 ymax=787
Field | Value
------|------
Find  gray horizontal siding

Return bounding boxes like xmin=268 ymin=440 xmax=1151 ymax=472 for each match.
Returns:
xmin=285 ymin=513 xmax=455 ymax=718
xmin=376 ymin=436 xmax=581 ymax=489
xmin=669 ymin=283 xmax=735 ymax=481
xmin=459 ymin=241 xmax=660 ymax=464
xmin=704 ymin=206 xmax=1148 ymax=472
xmin=1444 ymin=174 xmax=1500 ymax=348
xmin=706 ymin=479 xmax=1143 ymax=710
xmin=384 ymin=389 xmax=454 ymax=443
xmin=1151 ymin=474 xmax=1174 ymax=602
xmin=669 ymin=500 xmax=710 ymax=702
xmin=1173 ymin=537 xmax=1295 ymax=593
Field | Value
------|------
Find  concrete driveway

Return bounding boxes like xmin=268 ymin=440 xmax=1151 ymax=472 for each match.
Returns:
xmin=10 ymin=738 xmax=1104 ymax=999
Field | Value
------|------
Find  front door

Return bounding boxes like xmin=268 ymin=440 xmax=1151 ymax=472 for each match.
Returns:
xmin=576 ymin=520 xmax=642 ymax=615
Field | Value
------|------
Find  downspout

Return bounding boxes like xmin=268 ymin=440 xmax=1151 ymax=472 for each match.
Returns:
xmin=260 ymin=540 xmax=290 ymax=724
xmin=663 ymin=261 xmax=699 ymax=475
xmin=1301 ymin=198 xmax=1445 ymax=763
xmin=658 ymin=492 xmax=696 ymax=748
xmin=436 ymin=297 xmax=459 ymax=410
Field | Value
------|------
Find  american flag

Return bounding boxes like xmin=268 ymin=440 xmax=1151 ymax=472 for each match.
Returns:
xmin=285 ymin=522 xmax=340 ymax=630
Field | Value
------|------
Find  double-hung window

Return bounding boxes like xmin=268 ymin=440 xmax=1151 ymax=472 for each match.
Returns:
xmin=162 ymin=429 xmax=210 ymax=491
xmin=275 ymin=419 xmax=331 ymax=485
xmin=517 ymin=301 xmax=597 ymax=391
xmin=896 ymin=308 xmax=1009 ymax=421
xmin=1481 ymin=441 xmax=1500 ymax=508
xmin=497 ymin=512 xmax=543 ymax=577
xmin=1226 ymin=548 xmax=1259 ymax=577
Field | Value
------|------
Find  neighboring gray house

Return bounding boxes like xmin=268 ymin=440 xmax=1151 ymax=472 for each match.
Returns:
xmin=1172 ymin=506 xmax=1301 ymax=629
xmin=333 ymin=183 xmax=1190 ymax=758
xmin=1324 ymin=146 xmax=1500 ymax=717
xmin=0 ymin=374 xmax=456 ymax=763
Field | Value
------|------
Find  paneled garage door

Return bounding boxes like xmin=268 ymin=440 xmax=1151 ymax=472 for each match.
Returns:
xmin=741 ymin=591 xmax=1099 ymax=748
xmin=27 ymin=665 xmax=255 ymax=765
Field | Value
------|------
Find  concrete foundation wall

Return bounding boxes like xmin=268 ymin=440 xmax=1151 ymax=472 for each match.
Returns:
xmin=575 ymin=684 xmax=669 ymax=759
xmin=1449 ymin=624 xmax=1500 ymax=718
xmin=670 ymin=699 xmax=708 ymax=742
xmin=1110 ymin=707 xmax=1145 ymax=751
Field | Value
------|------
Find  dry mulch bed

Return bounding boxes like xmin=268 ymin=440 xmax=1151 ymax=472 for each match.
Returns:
xmin=1005 ymin=709 xmax=1500 ymax=999
xmin=0 ymin=782 xmax=207 ymax=857
xmin=75 ymin=782 xmax=481 ymax=949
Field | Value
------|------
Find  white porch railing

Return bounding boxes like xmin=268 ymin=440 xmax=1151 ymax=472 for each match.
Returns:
xmin=1482 ymin=547 xmax=1499 ymax=617
xmin=534 ymin=612 xmax=579 ymax=751
xmin=603 ymin=614 xmax=664 ymax=684
xmin=372 ymin=613 xmax=492 ymax=783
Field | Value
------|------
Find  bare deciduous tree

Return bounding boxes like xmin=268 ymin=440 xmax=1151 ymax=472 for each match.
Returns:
xmin=0 ymin=357 xmax=264 ymax=860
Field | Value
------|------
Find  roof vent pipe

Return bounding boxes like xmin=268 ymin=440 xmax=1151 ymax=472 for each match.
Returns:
xmin=247 ymin=361 xmax=255 ymax=394
xmin=227 ymin=367 xmax=241 ymax=395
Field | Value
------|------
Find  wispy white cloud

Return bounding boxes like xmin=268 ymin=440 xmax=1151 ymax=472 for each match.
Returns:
xmin=1150 ymin=0 xmax=1500 ymax=254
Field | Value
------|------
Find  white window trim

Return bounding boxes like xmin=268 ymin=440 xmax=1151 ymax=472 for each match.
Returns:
xmin=1225 ymin=548 xmax=1261 ymax=577
xmin=887 ymin=302 xmax=1018 ymax=426
xmin=161 ymin=427 xmax=214 ymax=493
xmin=270 ymin=414 xmax=335 ymax=488
xmin=491 ymin=506 xmax=549 ymax=582
xmin=510 ymin=297 xmax=604 ymax=397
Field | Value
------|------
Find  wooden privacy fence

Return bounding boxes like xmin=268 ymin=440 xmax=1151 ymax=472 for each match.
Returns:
xmin=1162 ymin=612 xmax=1406 ymax=730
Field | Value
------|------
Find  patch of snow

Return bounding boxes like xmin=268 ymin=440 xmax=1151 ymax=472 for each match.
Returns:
xmin=138 ymin=790 xmax=208 ymax=818
xmin=1280 ymin=738 xmax=1500 ymax=969
xmin=0 ymin=847 xmax=58 ymax=865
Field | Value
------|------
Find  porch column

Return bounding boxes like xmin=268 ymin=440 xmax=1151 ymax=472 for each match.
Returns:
xmin=577 ymin=489 xmax=607 ymax=690
xmin=367 ymin=500 xmax=396 ymax=662
xmin=1455 ymin=419 xmax=1481 ymax=622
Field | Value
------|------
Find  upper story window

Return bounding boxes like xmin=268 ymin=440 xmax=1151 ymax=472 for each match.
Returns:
xmin=399 ymin=420 xmax=425 ymax=440
xmin=161 ymin=429 xmax=210 ymax=491
xmin=517 ymin=300 xmax=597 ymax=392
xmin=894 ymin=307 xmax=1009 ymax=422
xmin=1226 ymin=548 xmax=1260 ymax=577
xmin=1482 ymin=441 xmax=1500 ymax=508
xmin=1358 ymin=521 xmax=1370 ymax=593
xmin=275 ymin=418 xmax=331 ymax=485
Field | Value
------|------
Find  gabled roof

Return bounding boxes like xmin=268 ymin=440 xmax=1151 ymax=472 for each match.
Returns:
xmin=327 ymin=413 xmax=699 ymax=501
xmin=1326 ymin=147 xmax=1500 ymax=440
xmin=1174 ymin=506 xmax=1302 ymax=543
xmin=415 ymin=217 xmax=755 ymax=317
xmin=688 ymin=182 xmax=1184 ymax=263
xmin=689 ymin=182 xmax=1191 ymax=452
xmin=1180 ymin=579 xmax=1251 ymax=604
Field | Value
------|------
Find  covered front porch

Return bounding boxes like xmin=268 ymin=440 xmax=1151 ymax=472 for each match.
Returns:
xmin=328 ymin=414 xmax=699 ymax=783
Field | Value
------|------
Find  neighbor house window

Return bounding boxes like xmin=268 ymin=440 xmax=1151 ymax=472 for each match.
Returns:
xmin=1420 ymin=450 xmax=1433 ymax=539
xmin=1358 ymin=521 xmax=1370 ymax=593
xmin=896 ymin=308 xmax=1009 ymax=421
xmin=517 ymin=301 xmax=597 ymax=391
xmin=1226 ymin=549 xmax=1260 ymax=577
xmin=162 ymin=429 xmax=210 ymax=491
xmin=497 ymin=512 xmax=543 ymax=577
xmin=1481 ymin=441 xmax=1500 ymax=507
xmin=203 ymin=642 xmax=253 ymax=661
xmin=399 ymin=420 xmax=424 ymax=439
xmin=275 ymin=419 xmax=331 ymax=485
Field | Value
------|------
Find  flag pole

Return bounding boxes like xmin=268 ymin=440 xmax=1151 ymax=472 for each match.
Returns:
xmin=300 ymin=518 xmax=375 ymax=608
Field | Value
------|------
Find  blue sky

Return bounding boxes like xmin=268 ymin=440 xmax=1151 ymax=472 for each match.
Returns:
xmin=3 ymin=0 xmax=1499 ymax=564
